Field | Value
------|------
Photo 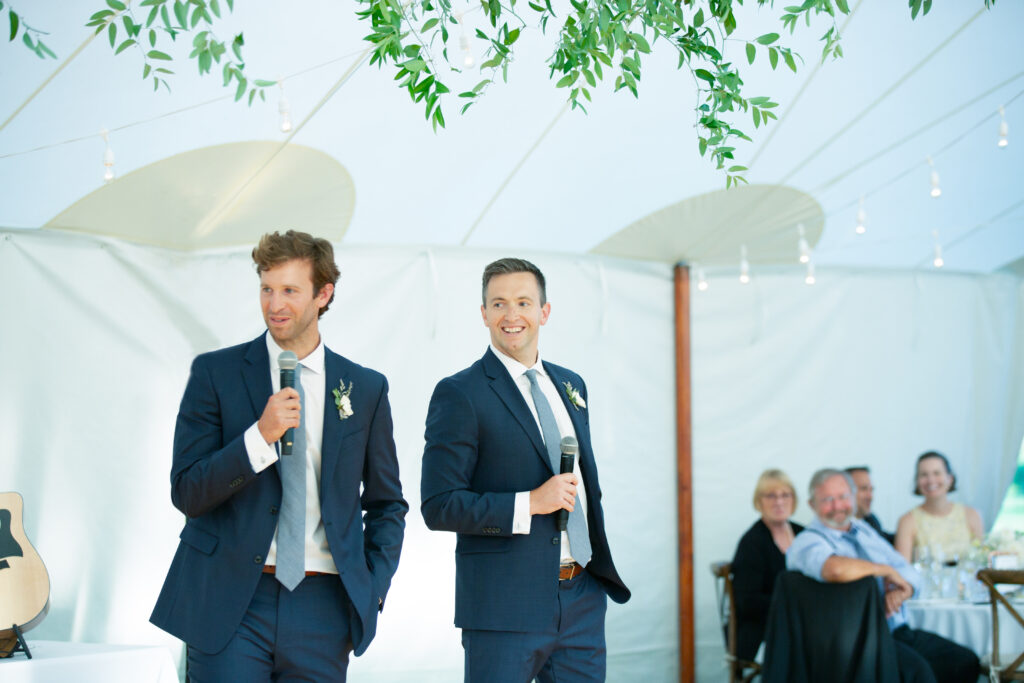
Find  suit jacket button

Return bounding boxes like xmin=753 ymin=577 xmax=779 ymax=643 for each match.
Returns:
xmin=253 ymin=555 xmax=263 ymax=564
xmin=494 ymin=528 xmax=501 ymax=534
xmin=552 ymin=537 xmax=559 ymax=545
xmin=270 ymin=506 xmax=278 ymax=515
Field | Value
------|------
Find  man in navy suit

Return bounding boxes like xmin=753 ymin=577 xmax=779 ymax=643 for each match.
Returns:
xmin=421 ymin=258 xmax=630 ymax=682
xmin=151 ymin=230 xmax=407 ymax=681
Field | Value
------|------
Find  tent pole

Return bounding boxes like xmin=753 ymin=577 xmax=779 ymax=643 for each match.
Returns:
xmin=674 ymin=263 xmax=694 ymax=683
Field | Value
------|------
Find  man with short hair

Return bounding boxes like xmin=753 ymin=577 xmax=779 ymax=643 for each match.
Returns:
xmin=420 ymin=257 xmax=630 ymax=682
xmin=151 ymin=230 xmax=407 ymax=681
xmin=845 ymin=466 xmax=896 ymax=544
xmin=787 ymin=468 xmax=979 ymax=683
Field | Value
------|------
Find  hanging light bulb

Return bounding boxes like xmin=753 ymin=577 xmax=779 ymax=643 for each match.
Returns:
xmin=696 ymin=266 xmax=709 ymax=292
xmin=456 ymin=12 xmax=474 ymax=68
xmin=739 ymin=245 xmax=750 ymax=284
xmin=927 ymin=156 xmax=941 ymax=198
xmin=797 ymin=223 xmax=810 ymax=263
xmin=932 ymin=230 xmax=944 ymax=268
xmin=101 ymin=128 xmax=115 ymax=183
xmin=804 ymin=261 xmax=816 ymax=285
xmin=998 ymin=105 xmax=1009 ymax=148
xmin=278 ymin=81 xmax=292 ymax=133
xmin=855 ymin=196 xmax=866 ymax=235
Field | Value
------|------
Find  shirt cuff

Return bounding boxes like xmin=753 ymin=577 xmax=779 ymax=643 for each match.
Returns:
xmin=513 ymin=491 xmax=532 ymax=534
xmin=244 ymin=423 xmax=278 ymax=473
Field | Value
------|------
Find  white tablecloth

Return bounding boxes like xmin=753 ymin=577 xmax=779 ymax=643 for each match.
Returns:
xmin=0 ymin=640 xmax=179 ymax=683
xmin=905 ymin=599 xmax=1024 ymax=661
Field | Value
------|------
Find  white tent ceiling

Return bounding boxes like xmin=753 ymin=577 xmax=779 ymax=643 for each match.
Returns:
xmin=1 ymin=1 xmax=1022 ymax=272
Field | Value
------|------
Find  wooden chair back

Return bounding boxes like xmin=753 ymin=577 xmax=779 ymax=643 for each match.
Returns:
xmin=711 ymin=561 xmax=761 ymax=683
xmin=977 ymin=569 xmax=1024 ymax=682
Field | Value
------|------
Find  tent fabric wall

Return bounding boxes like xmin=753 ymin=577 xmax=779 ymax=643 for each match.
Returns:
xmin=0 ymin=230 xmax=678 ymax=681
xmin=2 ymin=229 xmax=1021 ymax=681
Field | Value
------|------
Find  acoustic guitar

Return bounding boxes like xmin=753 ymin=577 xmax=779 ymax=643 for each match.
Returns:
xmin=0 ymin=492 xmax=50 ymax=657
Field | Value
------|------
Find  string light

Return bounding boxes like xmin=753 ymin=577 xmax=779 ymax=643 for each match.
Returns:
xmin=278 ymin=81 xmax=292 ymax=133
xmin=100 ymin=128 xmax=114 ymax=182
xmin=456 ymin=13 xmax=474 ymax=68
xmin=998 ymin=105 xmax=1009 ymax=148
xmin=797 ymin=223 xmax=811 ymax=263
xmin=804 ymin=261 xmax=816 ymax=285
xmin=932 ymin=230 xmax=944 ymax=268
xmin=855 ymin=196 xmax=866 ymax=235
xmin=696 ymin=265 xmax=709 ymax=292
xmin=927 ymin=156 xmax=941 ymax=198
xmin=739 ymin=245 xmax=750 ymax=284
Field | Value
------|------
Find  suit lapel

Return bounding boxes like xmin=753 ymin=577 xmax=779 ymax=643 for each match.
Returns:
xmin=242 ymin=333 xmax=272 ymax=421
xmin=482 ymin=349 xmax=549 ymax=469
xmin=320 ymin=348 xmax=355 ymax=494
xmin=544 ymin=362 xmax=595 ymax=479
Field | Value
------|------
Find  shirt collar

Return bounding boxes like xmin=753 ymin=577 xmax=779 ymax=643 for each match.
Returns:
xmin=489 ymin=343 xmax=547 ymax=380
xmin=266 ymin=332 xmax=325 ymax=375
xmin=810 ymin=516 xmax=870 ymax=539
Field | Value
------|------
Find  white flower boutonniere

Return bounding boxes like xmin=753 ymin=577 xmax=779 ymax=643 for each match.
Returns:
xmin=332 ymin=379 xmax=354 ymax=420
xmin=562 ymin=381 xmax=587 ymax=410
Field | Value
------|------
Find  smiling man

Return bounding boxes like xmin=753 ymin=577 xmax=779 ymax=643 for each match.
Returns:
xmin=420 ymin=257 xmax=630 ymax=682
xmin=787 ymin=469 xmax=978 ymax=683
xmin=151 ymin=230 xmax=407 ymax=681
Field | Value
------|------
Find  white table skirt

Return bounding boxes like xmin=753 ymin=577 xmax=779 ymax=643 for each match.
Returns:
xmin=905 ymin=599 xmax=1024 ymax=661
xmin=0 ymin=640 xmax=178 ymax=683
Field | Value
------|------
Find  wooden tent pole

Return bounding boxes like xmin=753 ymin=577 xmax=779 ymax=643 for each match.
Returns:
xmin=674 ymin=263 xmax=695 ymax=683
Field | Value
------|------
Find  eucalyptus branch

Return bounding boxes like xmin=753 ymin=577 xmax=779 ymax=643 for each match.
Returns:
xmin=2 ymin=2 xmax=56 ymax=59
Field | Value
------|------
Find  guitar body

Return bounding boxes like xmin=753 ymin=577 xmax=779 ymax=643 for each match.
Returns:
xmin=0 ymin=492 xmax=50 ymax=654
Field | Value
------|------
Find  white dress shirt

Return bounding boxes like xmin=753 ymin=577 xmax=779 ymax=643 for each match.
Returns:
xmin=489 ymin=344 xmax=590 ymax=564
xmin=242 ymin=333 xmax=338 ymax=574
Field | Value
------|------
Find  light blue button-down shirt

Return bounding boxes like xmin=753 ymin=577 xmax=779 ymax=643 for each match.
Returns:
xmin=787 ymin=517 xmax=922 ymax=631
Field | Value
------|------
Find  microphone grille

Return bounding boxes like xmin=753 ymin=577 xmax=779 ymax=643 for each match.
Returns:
xmin=559 ymin=436 xmax=579 ymax=455
xmin=278 ymin=350 xmax=299 ymax=370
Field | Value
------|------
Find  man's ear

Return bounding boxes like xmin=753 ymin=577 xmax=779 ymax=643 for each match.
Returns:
xmin=316 ymin=282 xmax=335 ymax=309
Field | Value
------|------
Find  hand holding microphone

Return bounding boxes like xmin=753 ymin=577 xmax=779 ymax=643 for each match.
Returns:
xmin=557 ymin=436 xmax=579 ymax=531
xmin=278 ymin=351 xmax=299 ymax=455
xmin=255 ymin=351 xmax=301 ymax=448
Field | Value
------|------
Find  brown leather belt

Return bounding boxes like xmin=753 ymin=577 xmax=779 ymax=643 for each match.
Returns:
xmin=559 ymin=562 xmax=584 ymax=581
xmin=262 ymin=565 xmax=333 ymax=577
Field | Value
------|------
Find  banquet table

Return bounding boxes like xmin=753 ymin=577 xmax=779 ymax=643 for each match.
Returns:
xmin=0 ymin=640 xmax=179 ymax=683
xmin=905 ymin=598 xmax=1024 ymax=661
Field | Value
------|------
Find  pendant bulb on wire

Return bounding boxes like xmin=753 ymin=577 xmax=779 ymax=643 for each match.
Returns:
xmin=456 ymin=12 xmax=474 ymax=68
xmin=932 ymin=230 xmax=944 ymax=268
xmin=797 ymin=223 xmax=810 ymax=263
xmin=278 ymin=81 xmax=292 ymax=133
xmin=101 ymin=128 xmax=115 ymax=183
xmin=804 ymin=261 xmax=816 ymax=285
xmin=739 ymin=245 xmax=750 ymax=285
xmin=855 ymin=196 xmax=866 ymax=235
xmin=998 ymin=105 xmax=1009 ymax=148
xmin=927 ymin=156 xmax=941 ymax=198
xmin=696 ymin=265 xmax=708 ymax=292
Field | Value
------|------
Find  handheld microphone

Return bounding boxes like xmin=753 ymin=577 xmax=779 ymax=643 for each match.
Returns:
xmin=557 ymin=436 xmax=579 ymax=532
xmin=278 ymin=351 xmax=298 ymax=456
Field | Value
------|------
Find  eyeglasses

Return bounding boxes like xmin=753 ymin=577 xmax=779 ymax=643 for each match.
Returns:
xmin=816 ymin=493 xmax=853 ymax=506
xmin=761 ymin=492 xmax=793 ymax=501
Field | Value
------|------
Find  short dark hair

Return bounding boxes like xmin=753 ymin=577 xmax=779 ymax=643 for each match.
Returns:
xmin=481 ymin=258 xmax=546 ymax=306
xmin=252 ymin=230 xmax=340 ymax=317
xmin=844 ymin=466 xmax=870 ymax=475
xmin=913 ymin=451 xmax=957 ymax=495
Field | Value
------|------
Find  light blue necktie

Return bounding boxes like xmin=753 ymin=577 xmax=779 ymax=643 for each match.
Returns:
xmin=277 ymin=364 xmax=306 ymax=591
xmin=525 ymin=369 xmax=592 ymax=567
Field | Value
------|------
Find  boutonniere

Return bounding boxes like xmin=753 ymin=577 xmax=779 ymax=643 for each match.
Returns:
xmin=562 ymin=381 xmax=586 ymax=410
xmin=332 ymin=379 xmax=354 ymax=420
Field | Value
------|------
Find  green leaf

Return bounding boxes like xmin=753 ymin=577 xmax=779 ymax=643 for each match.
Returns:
xmin=835 ymin=0 xmax=850 ymax=13
xmin=555 ymin=72 xmax=576 ymax=88
xmin=235 ymin=77 xmax=246 ymax=101
xmin=38 ymin=40 xmax=56 ymax=59
xmin=584 ymin=68 xmax=596 ymax=87
xmin=745 ymin=42 xmax=755 ymax=65
xmin=783 ymin=50 xmax=796 ymax=72
xmin=173 ymin=0 xmax=187 ymax=27
xmin=768 ymin=47 xmax=778 ymax=70
xmin=755 ymin=32 xmax=779 ymax=45
xmin=211 ymin=0 xmax=221 ymax=18
xmin=108 ymin=21 xmax=117 ymax=47
xmin=143 ymin=63 xmax=151 ymax=78
xmin=752 ymin=107 xmax=761 ymax=127
xmin=401 ymin=58 xmax=426 ymax=71
xmin=115 ymin=38 xmax=135 ymax=54
xmin=107 ymin=0 xmax=127 ymax=10
xmin=253 ymin=79 xmax=277 ymax=87
xmin=422 ymin=17 xmax=438 ymax=31
xmin=147 ymin=49 xmax=172 ymax=60
xmin=728 ymin=165 xmax=747 ymax=172
xmin=630 ymin=32 xmax=650 ymax=53
xmin=149 ymin=29 xmax=157 ymax=46
xmin=8 ymin=10 xmax=17 ymax=41
xmin=695 ymin=68 xmax=715 ymax=84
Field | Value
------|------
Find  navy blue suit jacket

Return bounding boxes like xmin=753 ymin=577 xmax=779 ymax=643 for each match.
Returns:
xmin=421 ymin=349 xmax=629 ymax=632
xmin=150 ymin=333 xmax=407 ymax=656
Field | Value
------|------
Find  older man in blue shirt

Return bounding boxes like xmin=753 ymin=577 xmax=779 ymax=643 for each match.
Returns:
xmin=788 ymin=468 xmax=979 ymax=683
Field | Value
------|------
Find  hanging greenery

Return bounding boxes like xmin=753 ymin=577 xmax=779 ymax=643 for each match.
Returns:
xmin=2 ymin=0 xmax=997 ymax=185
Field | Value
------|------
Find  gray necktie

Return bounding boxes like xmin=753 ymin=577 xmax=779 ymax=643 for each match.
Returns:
xmin=277 ymin=364 xmax=306 ymax=591
xmin=525 ymin=369 xmax=592 ymax=567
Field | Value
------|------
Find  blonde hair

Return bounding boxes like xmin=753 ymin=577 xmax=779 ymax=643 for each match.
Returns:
xmin=752 ymin=469 xmax=798 ymax=512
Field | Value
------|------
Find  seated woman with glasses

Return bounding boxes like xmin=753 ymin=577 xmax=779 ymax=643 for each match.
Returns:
xmin=731 ymin=469 xmax=804 ymax=662
xmin=894 ymin=451 xmax=984 ymax=563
